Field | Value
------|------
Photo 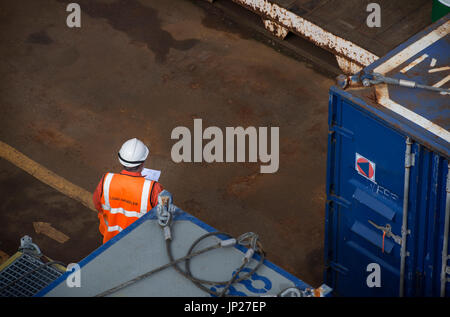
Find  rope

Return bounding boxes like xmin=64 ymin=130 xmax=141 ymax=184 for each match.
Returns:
xmin=166 ymin=231 xmax=265 ymax=297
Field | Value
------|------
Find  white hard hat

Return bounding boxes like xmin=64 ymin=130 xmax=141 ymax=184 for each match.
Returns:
xmin=118 ymin=138 xmax=149 ymax=167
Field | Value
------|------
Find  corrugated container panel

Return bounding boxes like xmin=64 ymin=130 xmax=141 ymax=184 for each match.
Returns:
xmin=324 ymin=16 xmax=449 ymax=297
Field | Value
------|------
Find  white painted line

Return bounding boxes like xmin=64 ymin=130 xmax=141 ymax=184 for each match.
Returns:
xmin=375 ymin=85 xmax=450 ymax=143
xmin=370 ymin=20 xmax=449 ymax=142
xmin=400 ymin=54 xmax=428 ymax=73
xmin=430 ymin=58 xmax=437 ymax=67
xmin=429 ymin=66 xmax=450 ymax=73
xmin=433 ymin=74 xmax=450 ymax=88
xmin=374 ymin=21 xmax=449 ymax=75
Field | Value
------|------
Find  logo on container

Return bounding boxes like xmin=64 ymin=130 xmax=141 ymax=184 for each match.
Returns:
xmin=355 ymin=153 xmax=376 ymax=183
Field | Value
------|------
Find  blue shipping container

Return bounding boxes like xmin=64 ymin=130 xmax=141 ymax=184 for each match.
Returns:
xmin=324 ymin=16 xmax=449 ymax=297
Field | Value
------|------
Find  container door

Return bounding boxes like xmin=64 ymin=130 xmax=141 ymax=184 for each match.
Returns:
xmin=410 ymin=148 xmax=450 ymax=297
xmin=325 ymin=94 xmax=408 ymax=296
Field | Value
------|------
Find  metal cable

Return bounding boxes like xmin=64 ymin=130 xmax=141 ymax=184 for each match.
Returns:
xmin=95 ymin=238 xmax=221 ymax=297
xmin=165 ymin=237 xmax=222 ymax=296
xmin=174 ymin=231 xmax=265 ymax=297
xmin=217 ymin=233 xmax=261 ymax=297
xmin=365 ymin=73 xmax=450 ymax=94
xmin=95 ymin=217 xmax=265 ymax=297
xmin=218 ymin=260 xmax=248 ymax=297
xmin=184 ymin=232 xmax=265 ymax=286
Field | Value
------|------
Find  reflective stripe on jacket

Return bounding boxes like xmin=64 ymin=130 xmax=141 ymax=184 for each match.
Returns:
xmin=99 ymin=172 xmax=155 ymax=244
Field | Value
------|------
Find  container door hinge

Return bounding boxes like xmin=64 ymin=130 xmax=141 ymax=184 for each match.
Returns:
xmin=405 ymin=152 xmax=415 ymax=168
xmin=329 ymin=261 xmax=349 ymax=275
xmin=328 ymin=194 xmax=351 ymax=209
xmin=329 ymin=125 xmax=354 ymax=140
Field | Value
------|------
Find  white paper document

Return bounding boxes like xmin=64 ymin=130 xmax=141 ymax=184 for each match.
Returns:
xmin=141 ymin=168 xmax=161 ymax=182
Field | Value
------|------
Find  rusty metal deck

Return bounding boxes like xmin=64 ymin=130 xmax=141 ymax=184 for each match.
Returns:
xmin=0 ymin=0 xmax=335 ymax=289
xmin=216 ymin=0 xmax=432 ymax=73
xmin=270 ymin=0 xmax=432 ymax=57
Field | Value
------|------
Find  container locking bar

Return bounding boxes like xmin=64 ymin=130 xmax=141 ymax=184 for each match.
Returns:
xmin=336 ymin=72 xmax=450 ymax=95
xmin=400 ymin=137 xmax=413 ymax=297
xmin=362 ymin=73 xmax=450 ymax=94
xmin=368 ymin=220 xmax=402 ymax=246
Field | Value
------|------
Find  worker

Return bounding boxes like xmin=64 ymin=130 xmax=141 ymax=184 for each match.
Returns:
xmin=93 ymin=138 xmax=164 ymax=244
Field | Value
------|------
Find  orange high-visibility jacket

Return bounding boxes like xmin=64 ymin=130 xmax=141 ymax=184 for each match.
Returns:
xmin=98 ymin=172 xmax=157 ymax=244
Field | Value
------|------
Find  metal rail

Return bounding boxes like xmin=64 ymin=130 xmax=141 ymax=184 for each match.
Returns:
xmin=399 ymin=137 xmax=413 ymax=297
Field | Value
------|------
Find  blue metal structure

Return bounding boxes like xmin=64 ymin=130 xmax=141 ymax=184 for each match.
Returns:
xmin=324 ymin=16 xmax=449 ymax=297
xmin=36 ymin=192 xmax=316 ymax=297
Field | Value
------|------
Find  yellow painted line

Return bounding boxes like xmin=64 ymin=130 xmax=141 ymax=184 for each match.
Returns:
xmin=0 ymin=252 xmax=20 ymax=272
xmin=33 ymin=222 xmax=70 ymax=244
xmin=0 ymin=140 xmax=96 ymax=212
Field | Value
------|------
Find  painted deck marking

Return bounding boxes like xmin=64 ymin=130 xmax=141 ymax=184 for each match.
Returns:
xmin=400 ymin=54 xmax=428 ymax=73
xmin=430 ymin=58 xmax=437 ymax=67
xmin=33 ymin=222 xmax=70 ymax=244
xmin=0 ymin=140 xmax=96 ymax=213
xmin=429 ymin=66 xmax=450 ymax=73
xmin=375 ymin=85 xmax=450 ymax=143
xmin=432 ymin=74 xmax=450 ymax=88
xmin=372 ymin=20 xmax=450 ymax=143
xmin=374 ymin=21 xmax=449 ymax=75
